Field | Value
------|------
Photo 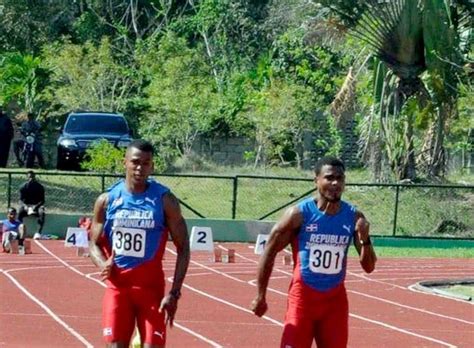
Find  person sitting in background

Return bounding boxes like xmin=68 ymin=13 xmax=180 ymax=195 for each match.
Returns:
xmin=1 ymin=207 xmax=26 ymax=253
xmin=18 ymin=171 xmax=45 ymax=239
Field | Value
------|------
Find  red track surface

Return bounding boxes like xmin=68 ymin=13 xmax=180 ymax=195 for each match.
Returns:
xmin=1 ymin=240 xmax=473 ymax=347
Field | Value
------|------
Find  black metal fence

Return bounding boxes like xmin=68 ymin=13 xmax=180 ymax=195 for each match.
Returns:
xmin=1 ymin=170 xmax=472 ymax=238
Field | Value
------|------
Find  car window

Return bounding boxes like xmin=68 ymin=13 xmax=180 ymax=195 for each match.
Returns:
xmin=65 ymin=115 xmax=129 ymax=134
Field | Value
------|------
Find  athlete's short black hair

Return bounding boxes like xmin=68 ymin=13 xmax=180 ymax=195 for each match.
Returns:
xmin=127 ymin=139 xmax=154 ymax=155
xmin=7 ymin=207 xmax=17 ymax=214
xmin=314 ymin=157 xmax=345 ymax=176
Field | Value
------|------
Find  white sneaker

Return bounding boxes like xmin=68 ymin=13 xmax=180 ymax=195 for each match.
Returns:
xmin=33 ymin=233 xmax=42 ymax=240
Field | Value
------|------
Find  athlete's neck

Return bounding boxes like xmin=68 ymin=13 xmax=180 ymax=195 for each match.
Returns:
xmin=316 ymin=197 xmax=341 ymax=215
xmin=125 ymin=178 xmax=148 ymax=194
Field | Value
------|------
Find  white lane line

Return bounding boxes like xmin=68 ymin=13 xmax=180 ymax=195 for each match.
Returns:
xmin=167 ymin=248 xmax=284 ymax=327
xmin=347 ymin=271 xmax=407 ymax=290
xmin=35 ymin=241 xmax=220 ymax=347
xmin=350 ymin=314 xmax=457 ymax=348
xmin=408 ymin=284 xmax=474 ymax=305
xmin=175 ymin=248 xmax=246 ymax=283
xmin=167 ymin=276 xmax=283 ymax=327
xmin=35 ymin=240 xmax=86 ymax=277
xmin=172 ymin=322 xmax=223 ymax=348
xmin=218 ymin=245 xmax=293 ymax=277
xmin=373 ymin=276 xmax=474 ymax=281
xmin=247 ymin=279 xmax=287 ymax=296
xmin=348 ymin=270 xmax=474 ymax=306
xmin=348 ymin=289 xmax=473 ymax=325
xmin=216 ymin=246 xmax=462 ymax=346
xmin=0 ymin=269 xmax=94 ymax=347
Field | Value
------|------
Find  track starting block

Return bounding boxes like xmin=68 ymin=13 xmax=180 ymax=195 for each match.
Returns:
xmin=76 ymin=247 xmax=89 ymax=257
xmin=222 ymin=249 xmax=235 ymax=263
xmin=213 ymin=249 xmax=222 ymax=262
xmin=10 ymin=240 xmax=19 ymax=254
xmin=24 ymin=240 xmax=32 ymax=254
xmin=282 ymin=254 xmax=292 ymax=266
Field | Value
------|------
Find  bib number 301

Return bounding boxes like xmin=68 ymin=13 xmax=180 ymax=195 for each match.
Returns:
xmin=309 ymin=245 xmax=345 ymax=274
xmin=112 ymin=228 xmax=146 ymax=258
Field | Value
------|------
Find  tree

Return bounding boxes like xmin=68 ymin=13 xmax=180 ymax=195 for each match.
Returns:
xmin=138 ymin=33 xmax=222 ymax=165
xmin=0 ymin=0 xmax=78 ymax=53
xmin=42 ymin=37 xmax=136 ymax=115
xmin=243 ymin=79 xmax=317 ymax=168
xmin=0 ymin=52 xmax=46 ymax=113
xmin=318 ymin=0 xmax=473 ymax=180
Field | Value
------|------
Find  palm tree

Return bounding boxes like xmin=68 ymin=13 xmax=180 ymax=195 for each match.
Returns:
xmin=0 ymin=52 xmax=43 ymax=113
xmin=320 ymin=0 xmax=473 ymax=180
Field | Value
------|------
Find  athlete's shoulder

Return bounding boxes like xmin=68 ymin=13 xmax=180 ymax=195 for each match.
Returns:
xmin=106 ymin=179 xmax=125 ymax=193
xmin=341 ymin=200 xmax=357 ymax=213
xmin=297 ymin=197 xmax=317 ymax=215
xmin=147 ymin=178 xmax=170 ymax=194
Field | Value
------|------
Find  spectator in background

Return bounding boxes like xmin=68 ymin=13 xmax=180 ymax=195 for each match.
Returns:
xmin=1 ymin=207 xmax=26 ymax=253
xmin=18 ymin=171 xmax=45 ymax=239
xmin=0 ymin=106 xmax=14 ymax=167
xmin=14 ymin=112 xmax=45 ymax=168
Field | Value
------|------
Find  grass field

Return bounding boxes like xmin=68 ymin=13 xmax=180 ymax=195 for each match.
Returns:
xmin=1 ymin=168 xmax=473 ymax=238
xmin=448 ymin=285 xmax=474 ymax=298
xmin=348 ymin=246 xmax=474 ymax=258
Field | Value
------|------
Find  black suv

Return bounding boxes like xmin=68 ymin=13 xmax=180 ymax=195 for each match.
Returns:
xmin=57 ymin=112 xmax=133 ymax=170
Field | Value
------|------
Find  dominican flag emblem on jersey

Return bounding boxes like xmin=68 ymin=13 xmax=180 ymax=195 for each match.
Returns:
xmin=305 ymin=224 xmax=318 ymax=232
xmin=103 ymin=328 xmax=113 ymax=336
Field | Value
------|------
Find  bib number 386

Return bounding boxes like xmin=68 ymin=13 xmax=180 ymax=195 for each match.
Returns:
xmin=309 ymin=245 xmax=345 ymax=274
xmin=112 ymin=228 xmax=146 ymax=258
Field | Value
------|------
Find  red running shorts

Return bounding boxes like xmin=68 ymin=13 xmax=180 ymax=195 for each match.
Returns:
xmin=102 ymin=286 xmax=166 ymax=345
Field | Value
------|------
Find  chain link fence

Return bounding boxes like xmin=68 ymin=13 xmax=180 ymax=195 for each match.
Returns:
xmin=1 ymin=171 xmax=472 ymax=238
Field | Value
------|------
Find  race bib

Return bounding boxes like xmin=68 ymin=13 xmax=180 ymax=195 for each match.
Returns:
xmin=309 ymin=244 xmax=345 ymax=274
xmin=112 ymin=227 xmax=146 ymax=258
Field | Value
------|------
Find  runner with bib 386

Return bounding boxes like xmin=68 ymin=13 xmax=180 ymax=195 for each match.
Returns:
xmin=89 ymin=140 xmax=190 ymax=348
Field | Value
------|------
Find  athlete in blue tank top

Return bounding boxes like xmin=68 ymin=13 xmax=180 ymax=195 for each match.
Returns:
xmin=89 ymin=140 xmax=190 ymax=347
xmin=251 ymin=157 xmax=377 ymax=348
xmin=104 ymin=178 xmax=169 ymax=270
xmin=296 ymin=197 xmax=356 ymax=292
xmin=1 ymin=207 xmax=26 ymax=252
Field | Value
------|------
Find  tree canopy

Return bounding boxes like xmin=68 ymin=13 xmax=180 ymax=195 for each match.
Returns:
xmin=0 ymin=0 xmax=471 ymax=179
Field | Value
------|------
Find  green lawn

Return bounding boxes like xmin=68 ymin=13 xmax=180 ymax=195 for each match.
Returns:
xmin=447 ymin=285 xmax=474 ymax=298
xmin=348 ymin=246 xmax=474 ymax=258
xmin=1 ymin=168 xmax=472 ymax=238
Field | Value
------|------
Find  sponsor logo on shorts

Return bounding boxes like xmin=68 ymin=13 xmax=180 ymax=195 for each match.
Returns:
xmin=153 ymin=331 xmax=164 ymax=339
xmin=103 ymin=327 xmax=113 ymax=336
xmin=305 ymin=224 xmax=318 ymax=232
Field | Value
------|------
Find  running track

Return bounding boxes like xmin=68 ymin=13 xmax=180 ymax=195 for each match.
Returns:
xmin=0 ymin=241 xmax=473 ymax=347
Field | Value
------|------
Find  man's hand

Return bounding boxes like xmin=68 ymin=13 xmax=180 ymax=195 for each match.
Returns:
xmin=250 ymin=295 xmax=268 ymax=317
xmin=356 ymin=216 xmax=370 ymax=243
xmin=159 ymin=294 xmax=178 ymax=327
xmin=99 ymin=250 xmax=115 ymax=281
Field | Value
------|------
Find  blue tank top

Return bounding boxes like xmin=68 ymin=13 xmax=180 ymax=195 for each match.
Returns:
xmin=295 ymin=198 xmax=356 ymax=291
xmin=2 ymin=219 xmax=21 ymax=233
xmin=104 ymin=179 xmax=169 ymax=270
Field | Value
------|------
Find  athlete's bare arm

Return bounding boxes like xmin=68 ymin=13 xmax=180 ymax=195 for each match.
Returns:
xmin=159 ymin=192 xmax=190 ymax=327
xmin=251 ymin=206 xmax=302 ymax=317
xmin=89 ymin=193 xmax=115 ymax=281
xmin=353 ymin=211 xmax=377 ymax=273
